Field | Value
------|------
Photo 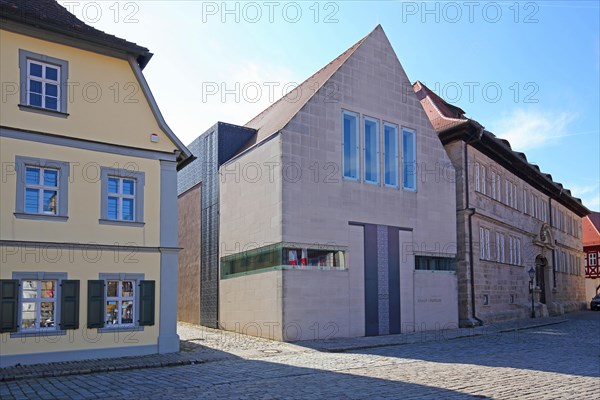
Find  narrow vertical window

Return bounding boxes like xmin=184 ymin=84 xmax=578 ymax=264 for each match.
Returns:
xmin=491 ymin=171 xmax=496 ymax=199
xmin=496 ymin=175 xmax=501 ymax=200
xmin=485 ymin=229 xmax=491 ymax=260
xmin=402 ymin=128 xmax=416 ymax=190
xmin=474 ymin=162 xmax=481 ymax=192
xmin=523 ymin=189 xmax=528 ymax=214
xmin=342 ymin=111 xmax=359 ymax=180
xmin=480 ymin=227 xmax=485 ymax=259
xmin=481 ymin=165 xmax=486 ymax=194
xmin=383 ymin=123 xmax=398 ymax=187
xmin=363 ymin=117 xmax=380 ymax=184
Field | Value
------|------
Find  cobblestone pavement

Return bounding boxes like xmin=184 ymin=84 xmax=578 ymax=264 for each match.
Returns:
xmin=1 ymin=312 xmax=599 ymax=399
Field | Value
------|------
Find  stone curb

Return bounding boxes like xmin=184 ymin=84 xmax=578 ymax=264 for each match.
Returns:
xmin=308 ymin=318 xmax=569 ymax=353
xmin=0 ymin=356 xmax=206 ymax=383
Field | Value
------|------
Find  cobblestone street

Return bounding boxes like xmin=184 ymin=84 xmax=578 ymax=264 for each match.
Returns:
xmin=1 ymin=312 xmax=599 ymax=399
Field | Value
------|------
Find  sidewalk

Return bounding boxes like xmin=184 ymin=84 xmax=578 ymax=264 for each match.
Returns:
xmin=0 ymin=314 xmax=569 ymax=382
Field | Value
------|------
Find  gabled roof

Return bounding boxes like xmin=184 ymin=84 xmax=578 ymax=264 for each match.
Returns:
xmin=414 ymin=81 xmax=590 ymax=217
xmin=589 ymin=212 xmax=600 ymax=232
xmin=0 ymin=0 xmax=152 ymax=68
xmin=239 ymin=25 xmax=379 ymax=153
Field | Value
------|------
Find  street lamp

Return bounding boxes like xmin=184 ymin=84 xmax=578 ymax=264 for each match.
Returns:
xmin=528 ymin=267 xmax=536 ymax=318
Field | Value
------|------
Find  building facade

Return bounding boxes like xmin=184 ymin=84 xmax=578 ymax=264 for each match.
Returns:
xmin=414 ymin=82 xmax=589 ymax=326
xmin=0 ymin=0 xmax=192 ymax=366
xmin=178 ymin=26 xmax=459 ymax=340
xmin=582 ymin=212 xmax=600 ymax=301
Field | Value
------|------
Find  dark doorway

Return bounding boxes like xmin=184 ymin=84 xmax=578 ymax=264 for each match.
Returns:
xmin=535 ymin=256 xmax=547 ymax=304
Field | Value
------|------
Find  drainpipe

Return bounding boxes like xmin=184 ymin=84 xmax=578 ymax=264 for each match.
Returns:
xmin=464 ymin=131 xmax=484 ymax=326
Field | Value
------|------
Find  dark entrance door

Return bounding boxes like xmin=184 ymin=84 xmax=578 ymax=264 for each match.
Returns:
xmin=535 ymin=257 xmax=547 ymax=304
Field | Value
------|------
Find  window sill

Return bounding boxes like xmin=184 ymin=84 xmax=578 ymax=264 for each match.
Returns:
xmin=99 ymin=219 xmax=145 ymax=227
xmin=18 ymin=104 xmax=69 ymax=118
xmin=10 ymin=329 xmax=66 ymax=338
xmin=14 ymin=212 xmax=68 ymax=222
xmin=98 ymin=326 xmax=144 ymax=333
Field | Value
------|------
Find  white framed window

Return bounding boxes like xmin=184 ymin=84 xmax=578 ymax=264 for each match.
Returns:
xmin=475 ymin=162 xmax=481 ymax=192
xmin=481 ymin=165 xmax=486 ymax=194
xmin=26 ymin=60 xmax=60 ymax=111
xmin=363 ymin=116 xmax=380 ymax=184
xmin=342 ymin=110 xmax=360 ymax=180
xmin=23 ymin=166 xmax=59 ymax=215
xmin=15 ymin=156 xmax=70 ymax=220
xmin=108 ymin=177 xmax=136 ymax=221
xmin=19 ymin=49 xmax=68 ymax=114
xmin=491 ymin=171 xmax=497 ymax=199
xmin=402 ymin=128 xmax=416 ymax=190
xmin=100 ymin=167 xmax=145 ymax=225
xmin=20 ymin=279 xmax=57 ymax=331
xmin=496 ymin=174 xmax=501 ymax=201
xmin=474 ymin=162 xmax=486 ymax=194
xmin=516 ymin=238 xmax=521 ymax=265
xmin=496 ymin=232 xmax=505 ymax=263
xmin=562 ymin=251 xmax=567 ymax=273
xmin=523 ymin=189 xmax=528 ymax=214
xmin=383 ymin=122 xmax=399 ymax=187
xmin=480 ymin=227 xmax=491 ymax=260
xmin=589 ymin=252 xmax=597 ymax=266
xmin=105 ymin=280 xmax=135 ymax=327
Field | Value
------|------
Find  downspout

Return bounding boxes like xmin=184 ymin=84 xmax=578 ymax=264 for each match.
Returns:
xmin=465 ymin=128 xmax=484 ymax=326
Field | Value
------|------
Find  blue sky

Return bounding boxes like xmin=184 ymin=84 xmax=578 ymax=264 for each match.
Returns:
xmin=60 ymin=1 xmax=599 ymax=211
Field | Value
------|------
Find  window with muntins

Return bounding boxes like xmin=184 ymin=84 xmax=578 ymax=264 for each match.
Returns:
xmin=107 ymin=177 xmax=136 ymax=221
xmin=19 ymin=49 xmax=68 ymax=114
xmin=383 ymin=123 xmax=399 ymax=187
xmin=27 ymin=60 xmax=60 ymax=110
xmin=15 ymin=156 xmax=70 ymax=220
xmin=364 ymin=117 xmax=380 ymax=184
xmin=402 ymin=128 xmax=416 ymax=190
xmin=20 ymin=279 xmax=57 ymax=331
xmin=100 ymin=167 xmax=145 ymax=224
xmin=342 ymin=110 xmax=359 ymax=180
xmin=24 ymin=167 xmax=59 ymax=215
xmin=105 ymin=280 xmax=135 ymax=327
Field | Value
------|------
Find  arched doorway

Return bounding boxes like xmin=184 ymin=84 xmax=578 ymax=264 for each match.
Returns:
xmin=535 ymin=256 xmax=547 ymax=304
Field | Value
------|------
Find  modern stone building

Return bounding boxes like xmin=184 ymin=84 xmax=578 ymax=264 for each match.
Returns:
xmin=583 ymin=212 xmax=600 ymax=301
xmin=413 ymin=82 xmax=589 ymax=326
xmin=178 ymin=26 xmax=459 ymax=340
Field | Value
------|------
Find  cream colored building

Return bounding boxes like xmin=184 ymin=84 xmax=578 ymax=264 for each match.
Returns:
xmin=414 ymin=82 xmax=589 ymax=326
xmin=178 ymin=26 xmax=459 ymax=340
xmin=0 ymin=0 xmax=192 ymax=366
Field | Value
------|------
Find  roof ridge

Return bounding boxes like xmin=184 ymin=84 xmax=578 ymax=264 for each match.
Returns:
xmin=244 ymin=26 xmax=377 ymax=128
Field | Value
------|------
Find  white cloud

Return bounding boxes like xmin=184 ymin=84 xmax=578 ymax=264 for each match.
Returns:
xmin=569 ymin=184 xmax=600 ymax=212
xmin=491 ymin=110 xmax=576 ymax=152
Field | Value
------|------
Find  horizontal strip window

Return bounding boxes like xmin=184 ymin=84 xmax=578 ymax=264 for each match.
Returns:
xmin=415 ymin=256 xmax=456 ymax=271
xmin=221 ymin=243 xmax=347 ymax=278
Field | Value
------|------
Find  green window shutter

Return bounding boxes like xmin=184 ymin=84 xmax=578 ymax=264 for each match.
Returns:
xmin=138 ymin=280 xmax=155 ymax=326
xmin=0 ymin=280 xmax=19 ymax=333
xmin=87 ymin=280 xmax=105 ymax=329
xmin=59 ymin=280 xmax=79 ymax=330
